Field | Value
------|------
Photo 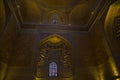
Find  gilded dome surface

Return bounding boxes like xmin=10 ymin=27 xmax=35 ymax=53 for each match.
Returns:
xmin=36 ymin=0 xmax=79 ymax=8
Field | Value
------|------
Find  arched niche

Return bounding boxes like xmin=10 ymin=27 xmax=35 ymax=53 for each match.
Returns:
xmin=13 ymin=0 xmax=42 ymax=23
xmin=43 ymin=10 xmax=67 ymax=25
xmin=36 ymin=34 xmax=72 ymax=79
xmin=69 ymin=4 xmax=91 ymax=25
xmin=104 ymin=0 xmax=120 ymax=55
xmin=104 ymin=1 xmax=120 ymax=77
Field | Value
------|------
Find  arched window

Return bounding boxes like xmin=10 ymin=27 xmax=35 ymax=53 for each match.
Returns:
xmin=49 ymin=62 xmax=57 ymax=77
xmin=51 ymin=13 xmax=59 ymax=24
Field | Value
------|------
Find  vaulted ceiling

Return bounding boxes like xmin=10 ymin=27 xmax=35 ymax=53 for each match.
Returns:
xmin=1 ymin=0 xmax=112 ymax=31
xmin=36 ymin=0 xmax=80 ymax=8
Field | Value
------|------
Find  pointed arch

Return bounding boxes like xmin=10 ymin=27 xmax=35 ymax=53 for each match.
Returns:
xmin=39 ymin=34 xmax=71 ymax=49
xmin=104 ymin=0 xmax=120 ymax=52
xmin=37 ymin=34 xmax=72 ymax=78
xmin=69 ymin=4 xmax=91 ymax=25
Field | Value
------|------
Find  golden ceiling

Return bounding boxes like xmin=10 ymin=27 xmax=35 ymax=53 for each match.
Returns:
xmin=1 ymin=0 xmax=109 ymax=30
xmin=36 ymin=0 xmax=79 ymax=8
xmin=11 ymin=0 xmax=92 ymax=26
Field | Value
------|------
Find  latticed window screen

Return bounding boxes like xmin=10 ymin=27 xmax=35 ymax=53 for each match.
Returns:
xmin=49 ymin=62 xmax=57 ymax=77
